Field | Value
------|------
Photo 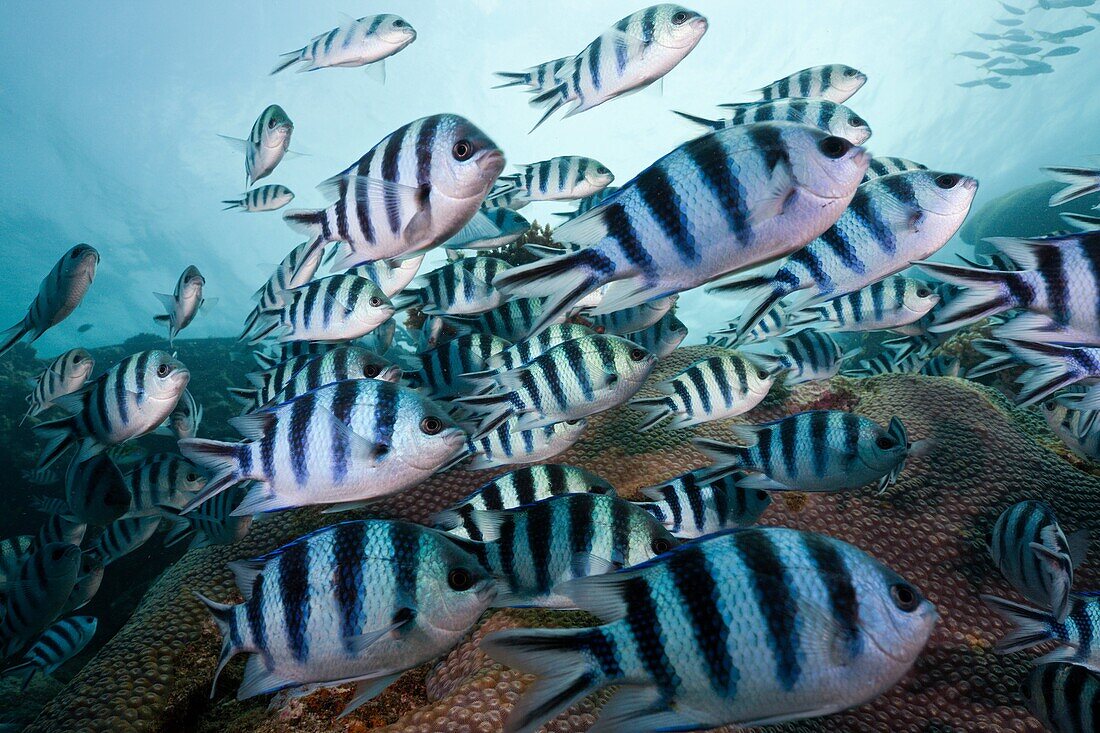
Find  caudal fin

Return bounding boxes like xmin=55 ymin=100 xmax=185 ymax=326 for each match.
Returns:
xmin=916 ymin=262 xmax=1025 ymax=332
xmin=528 ymin=82 xmax=569 ymax=132
xmin=178 ymin=439 xmax=246 ymax=513
xmin=691 ymin=438 xmax=750 ymax=478
xmin=627 ymin=396 xmax=674 ymax=432
xmin=221 ymin=199 xmax=244 ymax=211
xmin=481 ymin=627 xmax=609 ymax=733
xmin=270 ymin=50 xmax=302 ymax=76
xmin=493 ymin=249 xmax=615 ymax=337
xmin=980 ymin=594 xmax=1056 ymax=654
xmin=1044 ymin=166 xmax=1100 ymax=206
xmin=32 ymin=417 xmax=78 ymax=469
xmin=1004 ymin=339 xmax=1088 ymax=407
xmin=194 ymin=592 xmax=240 ymax=697
xmin=0 ymin=318 xmax=30 ymax=359
xmin=968 ymin=339 xmax=1017 ymax=379
xmin=492 ymin=70 xmax=532 ymax=89
xmin=283 ymin=210 xmax=326 ymax=238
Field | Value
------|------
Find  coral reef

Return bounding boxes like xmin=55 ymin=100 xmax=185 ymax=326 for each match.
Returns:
xmin=24 ymin=345 xmax=1100 ymax=732
xmin=958 ymin=179 xmax=1096 ymax=247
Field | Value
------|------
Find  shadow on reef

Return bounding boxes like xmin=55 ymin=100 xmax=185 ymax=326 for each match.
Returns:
xmin=16 ymin=344 xmax=1100 ymax=732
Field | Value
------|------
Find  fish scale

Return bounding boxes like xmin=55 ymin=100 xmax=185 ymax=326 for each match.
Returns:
xmin=250 ymin=274 xmax=394 ymax=344
xmin=465 ymin=417 xmax=587 ymax=470
xmin=632 ymin=469 xmax=772 ymax=538
xmin=25 ymin=349 xmax=94 ymax=423
xmin=2 ymin=615 xmax=97 ymax=689
xmin=677 ymin=99 xmax=871 ymax=145
xmin=796 ymin=276 xmax=939 ymax=333
xmin=747 ymin=64 xmax=868 ymax=104
xmin=482 ymin=527 xmax=936 ymax=733
xmin=395 ymin=257 xmax=510 ymax=315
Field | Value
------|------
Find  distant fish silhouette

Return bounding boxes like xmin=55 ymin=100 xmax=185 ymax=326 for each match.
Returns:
xmin=76 ymin=323 xmax=93 ymax=333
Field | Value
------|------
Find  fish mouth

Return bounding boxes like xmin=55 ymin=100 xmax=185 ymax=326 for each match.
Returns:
xmin=478 ymin=150 xmax=506 ymax=178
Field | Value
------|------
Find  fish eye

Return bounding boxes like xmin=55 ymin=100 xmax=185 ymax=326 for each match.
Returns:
xmin=70 ymin=250 xmax=82 ymax=259
xmin=368 ymin=296 xmax=384 ymax=308
xmin=671 ymin=10 xmax=689 ymax=24
xmin=447 ymin=567 xmax=474 ymax=591
xmin=756 ymin=490 xmax=769 ymax=501
xmin=365 ymin=364 xmax=381 ymax=378
xmin=629 ymin=348 xmax=647 ymax=362
xmin=875 ymin=435 xmax=895 ymax=450
xmin=890 ymin=582 xmax=921 ymax=612
xmin=936 ymin=174 xmax=961 ymax=189
xmin=757 ymin=369 xmax=769 ymax=380
xmin=651 ymin=537 xmax=674 ymax=554
xmin=187 ymin=472 xmax=199 ymax=482
xmin=596 ymin=165 xmax=609 ymax=174
xmin=452 ymin=140 xmax=474 ymax=161
xmin=1043 ymin=400 xmax=1057 ymax=412
xmin=819 ymin=136 xmax=851 ymax=159
xmin=849 ymin=115 xmax=866 ymax=128
xmin=917 ymin=287 xmax=932 ymax=298
xmin=267 ymin=118 xmax=277 ymax=129
xmin=566 ymin=419 xmax=583 ymax=425
xmin=844 ymin=68 xmax=859 ymax=77
xmin=420 ymin=416 xmax=444 ymax=435
xmin=157 ymin=363 xmax=172 ymax=377
xmin=393 ymin=18 xmax=407 ymax=27
xmin=72 ymin=354 xmax=83 ymax=363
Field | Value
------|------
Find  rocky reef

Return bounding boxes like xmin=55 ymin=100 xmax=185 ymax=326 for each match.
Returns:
xmin=18 ymin=344 xmax=1100 ymax=732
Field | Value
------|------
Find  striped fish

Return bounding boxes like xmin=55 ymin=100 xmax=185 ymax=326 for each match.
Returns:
xmin=695 ymin=411 xmax=914 ymax=493
xmin=61 ymin=553 xmax=104 ymax=614
xmin=32 ymin=351 xmax=190 ymax=469
xmin=919 ymin=355 xmax=964 ymax=377
xmin=22 ymin=467 xmax=61 ymax=486
xmin=442 ymin=297 xmax=564 ymax=342
xmin=468 ymin=493 xmax=679 ymax=608
xmin=794 ymin=276 xmax=940 ymax=333
xmin=63 ymin=453 xmax=132 ymax=526
xmin=842 ymin=351 xmax=928 ymax=378
xmin=393 ymin=256 xmax=510 ymax=315
xmin=249 ymin=274 xmax=394 ymax=345
xmin=242 ymin=241 xmax=326 ymax=341
xmin=222 ymin=184 xmax=294 ymax=212
xmin=921 ymin=232 xmax=1100 ymax=345
xmin=882 ymin=333 xmax=942 ymax=362
xmin=555 ymin=186 xmax=621 ymax=221
xmin=230 ymin=347 xmax=400 ymax=412
xmin=442 ymin=206 xmax=530 ymax=250
xmin=1 ymin=615 xmax=96 ymax=689
xmin=123 ymin=454 xmax=207 ymax=518
xmin=629 ymin=352 xmax=774 ymax=431
xmin=750 ymin=329 xmax=852 ymax=385
xmin=493 ymin=56 xmax=571 ymax=91
xmin=0 ymin=542 xmax=82 ymax=658
xmin=434 ymin=465 xmax=616 ymax=540
xmin=1044 ymin=164 xmax=1100 ymax=207
xmin=862 ymin=156 xmax=928 ymax=183
xmin=241 ymin=351 xmax=334 ymax=404
xmin=742 ymin=64 xmax=868 ymax=104
xmin=161 ymin=484 xmax=253 ymax=551
xmin=85 ymin=516 xmax=162 ymax=566
xmin=1023 ymin=663 xmax=1100 ymax=732
xmin=1042 ymin=398 xmax=1100 ymax=462
xmin=482 ymin=527 xmax=937 ymax=733
xmin=160 ymin=388 xmax=203 ymax=440
xmin=465 ymin=417 xmax=587 ymax=470
xmin=992 ymin=340 xmax=1100 ymax=407
xmin=519 ymin=5 xmax=708 ymax=130
xmin=31 ymin=515 xmax=86 ymax=556
xmin=24 ymin=349 xmax=95 ymax=423
xmin=271 ymin=14 xmax=416 ymax=75
xmin=283 ymin=115 xmax=505 ymax=269
xmin=585 ymin=295 xmax=676 ymax=335
xmin=989 ymin=500 xmax=1087 ymax=623
xmin=983 ymin=592 xmax=1100 ymax=672
xmin=621 ymin=312 xmax=687 ymax=358
xmin=481 ymin=324 xmax=594 ymax=372
xmin=0 ymin=244 xmax=99 ymax=359
xmin=348 ymin=255 xmax=426 ymax=298
xmin=219 ymin=105 xmax=293 ymax=187
xmin=196 ymin=519 xmax=495 ymax=716
xmin=633 ymin=469 xmax=771 ymax=537
xmin=179 ymin=379 xmax=467 ymax=515
xmin=496 ymin=122 xmax=870 ymax=336
xmin=457 ymin=334 xmax=657 ymax=436
xmin=711 ymin=170 xmax=978 ymax=339
xmin=413 ymin=333 xmax=511 ymax=398
xmin=713 ymin=302 xmax=799 ymax=345
xmin=487 ymin=157 xmax=614 ymax=208
xmin=153 ymin=265 xmax=207 ymax=345
xmin=676 ymin=98 xmax=871 ymax=144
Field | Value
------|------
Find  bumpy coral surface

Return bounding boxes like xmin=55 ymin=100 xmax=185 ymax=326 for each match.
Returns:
xmin=27 ymin=345 xmax=1097 ymax=732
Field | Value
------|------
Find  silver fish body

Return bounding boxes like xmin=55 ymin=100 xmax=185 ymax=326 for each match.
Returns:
xmin=154 ymin=265 xmax=206 ymax=344
xmin=250 ymin=274 xmax=394 ymax=344
xmin=25 ymin=349 xmax=94 ymax=421
xmin=222 ymin=185 xmax=294 ymax=212
xmin=0 ymin=542 xmax=81 ymax=658
xmin=747 ymin=64 xmax=868 ymax=104
xmin=633 ymin=468 xmax=772 ymax=537
xmin=487 ymin=157 xmax=614 ymax=208
xmin=680 ymin=98 xmax=871 ymax=145
xmin=465 ymin=417 xmax=587 ymax=470
xmin=271 ymin=14 xmax=416 ymax=75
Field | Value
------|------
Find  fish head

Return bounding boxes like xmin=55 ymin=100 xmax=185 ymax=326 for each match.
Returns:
xmin=373 ymin=14 xmax=417 ymax=47
xmin=857 ymin=561 xmax=938 ymax=668
xmin=144 ymin=350 xmax=191 ymax=402
xmin=557 ymin=418 xmax=588 ymax=441
xmin=259 ymin=105 xmax=293 ymax=150
xmin=620 ymin=501 xmax=681 ymax=566
xmin=582 ymin=159 xmax=615 ymax=189
xmin=608 ymin=335 xmax=659 ymax=384
xmin=903 ymin=281 xmax=941 ymax=316
xmin=655 ymin=314 xmax=688 ymax=356
xmin=431 ymin=115 xmax=505 ymax=203
xmin=418 ymin=531 xmax=497 ymax=631
xmin=60 ymin=243 xmax=100 ymax=285
xmin=653 ymin=5 xmax=709 ymax=50
xmin=901 ymin=170 xmax=979 ymax=242
xmin=827 ymin=64 xmax=868 ymax=99
xmin=174 ymin=457 xmax=209 ymax=493
xmin=78 ymin=552 xmax=104 ymax=579
xmin=63 ymin=348 xmax=96 ymax=383
xmin=38 ymin=541 xmax=83 ymax=581
xmin=831 ymin=105 xmax=872 ymax=145
xmin=352 ymin=280 xmax=397 ymax=331
xmin=744 ymin=359 xmax=777 ymax=397
xmin=178 ymin=265 xmax=205 ymax=300
xmin=778 ymin=124 xmax=870 ymax=204
xmin=393 ymin=393 xmax=468 ymax=472
xmin=856 ymin=416 xmax=910 ymax=475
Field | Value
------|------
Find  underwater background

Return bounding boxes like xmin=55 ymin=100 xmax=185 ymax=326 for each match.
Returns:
xmin=1 ymin=1 xmax=1100 ymax=732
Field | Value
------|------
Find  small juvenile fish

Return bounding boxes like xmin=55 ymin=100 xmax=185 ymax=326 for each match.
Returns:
xmin=393 ymin=257 xmax=511 ymax=316
xmin=85 ymin=516 xmax=162 ymax=566
xmin=222 ymin=184 xmax=294 ymax=212
xmin=680 ymin=98 xmax=871 ymax=144
xmin=585 ymin=296 xmax=676 ymax=335
xmin=1 ymin=615 xmax=97 ymax=689
xmin=1022 ymin=663 xmax=1100 ymax=732
xmin=488 ymin=157 xmax=614 ymax=207
xmin=442 ymin=298 xmax=563 ymax=342
xmin=695 ymin=411 xmax=915 ymax=493
xmin=632 ymin=469 xmax=771 ymax=537
xmin=481 ymin=324 xmax=595 ymax=373
xmin=748 ymin=63 xmax=868 ymax=104
xmin=842 ymin=351 xmax=928 ymax=377
xmin=271 ymin=14 xmax=416 ymax=75
xmin=33 ymin=350 xmax=190 ymax=469
xmin=629 ymin=352 xmax=774 ymax=431
xmin=434 ymin=465 xmax=616 ymax=540
xmin=713 ymin=302 xmax=798 ymax=345
xmin=750 ymin=329 xmax=852 ymax=385
xmin=249 ymin=274 xmax=394 ymax=344
xmin=493 ymin=56 xmax=571 ymax=91
xmin=123 ymin=454 xmax=207 ymax=518
xmin=983 ymin=592 xmax=1100 ymax=672
xmin=465 ymin=417 xmax=587 ymax=470
xmin=154 ymin=265 xmax=208 ymax=345
xmin=61 ymin=553 xmax=104 ymax=614
xmin=413 ymin=333 xmax=511 ymax=398
xmin=284 ymin=115 xmax=504 ymax=268
xmin=468 ymin=493 xmax=679 ymax=608
xmin=0 ymin=542 xmax=81 ymax=658
xmin=621 ymin=312 xmax=688 ymax=358
xmin=242 ymin=241 xmax=326 ymax=341
xmin=161 ymin=388 xmax=202 ymax=440
xmin=794 ymin=276 xmax=940 ymax=333
xmin=919 ymin=355 xmax=964 ymax=377
xmin=989 ymin=500 xmax=1087 ymax=622
xmin=0 ymin=244 xmax=99 ymax=359
xmin=220 ymin=105 xmax=293 ymax=187
xmin=197 ymin=519 xmax=495 ymax=717
xmin=64 ymin=453 xmax=132 ymax=526
xmin=483 ymin=527 xmax=937 ymax=733
xmin=161 ymin=484 xmax=253 ymax=551
xmin=180 ymin=380 xmax=467 ymax=515
xmin=24 ymin=349 xmax=95 ymax=423
xmin=1043 ymin=45 xmax=1081 ymax=58
xmin=457 ymin=334 xmax=657 ymax=436
xmin=516 ymin=5 xmax=709 ymax=130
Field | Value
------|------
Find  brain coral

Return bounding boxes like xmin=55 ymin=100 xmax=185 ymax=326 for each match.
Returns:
xmin=26 ymin=345 xmax=1096 ymax=733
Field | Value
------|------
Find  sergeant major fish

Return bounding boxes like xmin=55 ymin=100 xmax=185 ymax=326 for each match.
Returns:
xmin=63 ymin=453 xmax=132 ymax=526
xmin=0 ymin=542 xmax=81 ymax=658
xmin=633 ymin=468 xmax=772 ymax=537
xmin=24 ymin=348 xmax=95 ymax=424
xmin=271 ymin=14 xmax=416 ymax=76
xmin=487 ymin=157 xmax=614 ymax=208
xmin=465 ymin=417 xmax=587 ymax=470
xmin=740 ymin=64 xmax=868 ymax=104
xmin=0 ymin=615 xmax=96 ymax=690
xmin=248 ymin=274 xmax=395 ymax=345
xmin=222 ymin=184 xmax=294 ymax=212
xmin=220 ymin=105 xmax=293 ymax=187
xmin=241 ymin=240 xmax=326 ymax=341
xmin=675 ymin=98 xmax=871 ymax=145
xmin=154 ymin=265 xmax=208 ymax=345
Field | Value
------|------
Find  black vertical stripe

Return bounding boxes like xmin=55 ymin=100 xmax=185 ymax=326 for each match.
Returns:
xmin=734 ymin=530 xmax=801 ymax=689
xmin=635 ymin=165 xmax=697 ymax=264
xmin=381 ymin=123 xmax=412 ymax=234
xmin=621 ymin=575 xmax=676 ymax=695
xmin=333 ymin=521 xmax=366 ymax=653
xmin=803 ymin=533 xmax=862 ymax=660
xmin=684 ymin=133 xmax=752 ymax=245
xmin=668 ymin=545 xmax=736 ymax=694
xmin=278 ymin=540 xmax=311 ymax=663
